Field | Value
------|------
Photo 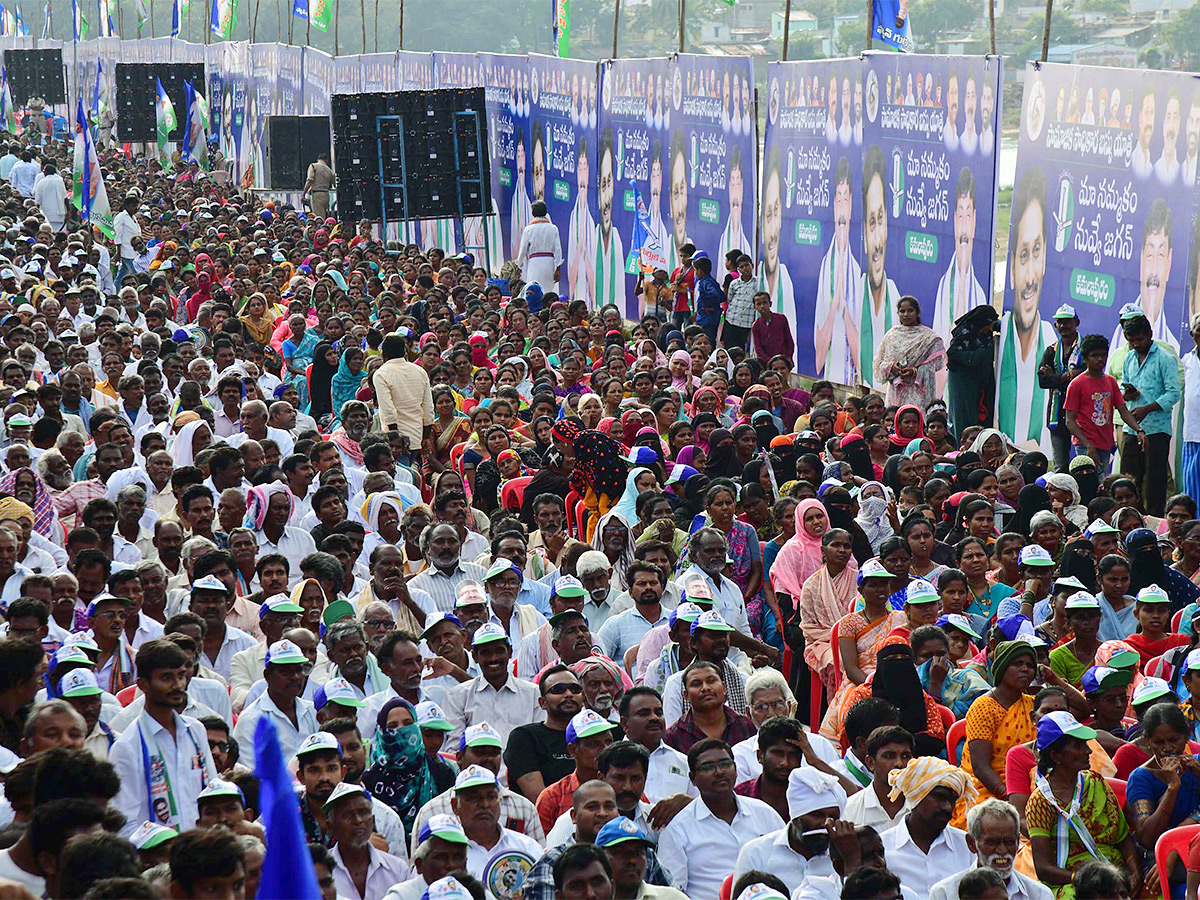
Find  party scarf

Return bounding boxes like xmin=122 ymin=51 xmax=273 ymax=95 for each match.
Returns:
xmin=998 ymin=314 xmax=1045 ymax=442
xmin=1033 ymin=771 xmax=1103 ymax=867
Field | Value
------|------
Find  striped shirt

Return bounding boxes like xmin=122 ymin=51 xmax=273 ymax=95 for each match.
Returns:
xmin=409 ymin=562 xmax=489 ymax=614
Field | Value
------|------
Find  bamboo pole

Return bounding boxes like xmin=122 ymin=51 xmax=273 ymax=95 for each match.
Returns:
xmin=1040 ymin=0 xmax=1052 ymax=61
xmin=612 ymin=0 xmax=619 ymax=57
xmin=782 ymin=0 xmax=791 ymax=59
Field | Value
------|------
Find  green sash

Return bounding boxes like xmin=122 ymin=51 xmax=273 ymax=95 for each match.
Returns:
xmin=860 ymin=278 xmax=892 ymax=387
xmin=595 ymin=231 xmax=620 ymax=308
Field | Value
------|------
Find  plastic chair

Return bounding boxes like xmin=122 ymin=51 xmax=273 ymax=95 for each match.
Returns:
xmin=1105 ymin=777 xmax=1127 ymax=810
xmin=718 ymin=874 xmax=734 ymax=900
xmin=936 ymin=704 xmax=955 ymax=734
xmin=946 ymin=718 xmax=967 ymax=765
xmin=499 ymin=475 xmax=532 ymax=512
xmin=1173 ymin=608 xmax=1185 ymax=633
xmin=116 ymin=684 xmax=138 ymax=707
xmin=448 ymin=442 xmax=467 ymax=476
xmin=1144 ymin=654 xmax=1173 ymax=681
xmin=564 ymin=490 xmax=581 ymax=537
xmin=1155 ymin=823 xmax=1200 ymax=900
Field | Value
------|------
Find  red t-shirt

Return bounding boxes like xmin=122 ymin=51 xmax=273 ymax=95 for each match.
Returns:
xmin=1063 ymin=371 xmax=1122 ymax=451
xmin=671 ymin=265 xmax=695 ymax=313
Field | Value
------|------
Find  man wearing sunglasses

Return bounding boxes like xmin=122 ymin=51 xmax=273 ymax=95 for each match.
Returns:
xmin=504 ymin=665 xmax=583 ymax=802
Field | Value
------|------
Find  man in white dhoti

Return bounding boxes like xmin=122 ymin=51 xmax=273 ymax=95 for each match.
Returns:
xmin=933 ymin=167 xmax=987 ymax=343
xmin=815 ymin=158 xmax=861 ymax=385
xmin=516 ymin=201 xmax=562 ymax=294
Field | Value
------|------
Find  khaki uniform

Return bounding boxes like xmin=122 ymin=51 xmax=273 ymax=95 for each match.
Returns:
xmin=305 ymin=159 xmax=334 ymax=219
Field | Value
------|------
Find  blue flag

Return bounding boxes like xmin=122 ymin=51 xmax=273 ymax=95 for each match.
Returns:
xmin=628 ymin=179 xmax=665 ymax=275
xmin=171 ymin=0 xmax=179 ymax=35
xmin=254 ymin=717 xmax=322 ymax=900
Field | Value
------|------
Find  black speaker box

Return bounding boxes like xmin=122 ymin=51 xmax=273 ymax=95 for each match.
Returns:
xmin=114 ymin=62 xmax=206 ymax=142
xmin=5 ymin=49 xmax=65 ymax=106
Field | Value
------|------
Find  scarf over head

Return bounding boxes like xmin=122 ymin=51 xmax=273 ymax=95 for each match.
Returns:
xmin=0 ymin=468 xmax=53 ymax=536
xmin=888 ymin=756 xmax=977 ymax=809
xmin=362 ymin=697 xmax=437 ymax=837
xmin=769 ymin=499 xmax=830 ymax=598
xmin=244 ymin=482 xmax=295 ymax=531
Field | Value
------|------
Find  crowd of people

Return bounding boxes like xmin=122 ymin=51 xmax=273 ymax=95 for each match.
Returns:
xmin=0 ymin=115 xmax=1195 ymax=900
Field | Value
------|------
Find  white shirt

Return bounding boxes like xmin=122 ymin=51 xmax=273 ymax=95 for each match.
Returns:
xmin=1182 ymin=350 xmax=1200 ymax=443
xmin=841 ymin=782 xmax=906 ymax=832
xmin=644 ymin=741 xmax=695 ymax=804
xmin=331 ymin=843 xmax=410 ymax=900
xmin=672 ymin=569 xmax=751 ymax=638
xmin=111 ymin=711 xmax=218 ymax=837
xmin=732 ymin=730 xmax=840 ymax=785
xmin=463 ymin=825 xmax=543 ymax=895
xmin=657 ymin=794 xmax=785 ymax=900
xmin=232 ymin=690 xmax=318 ymax=769
xmin=8 ymin=160 xmax=40 ymax=197
xmin=0 ymin=847 xmax=44 ymax=897
xmin=734 ymin=827 xmax=834 ymax=893
xmin=793 ymin=874 xmax=920 ymax=900
xmin=113 ymin=209 xmax=143 ymax=259
xmin=382 ymin=875 xmax=428 ymax=900
xmin=516 ymin=218 xmax=563 ymax=291
xmin=33 ymin=173 xmax=68 ymax=224
xmin=112 ymin=533 xmax=143 ymax=566
xmin=930 ymin=864 xmax=1054 ymax=900
xmin=226 ymin=427 xmax=295 ymax=459
xmin=201 ymin=624 xmax=258 ymax=682
xmin=546 ymin=803 xmax=657 ymax=847
xmin=441 ymin=673 xmax=544 ymax=747
xmin=815 ymin=239 xmax=863 ymax=385
xmin=253 ymin=526 xmax=318 ymax=588
xmin=880 ymin=816 xmax=975 ymax=896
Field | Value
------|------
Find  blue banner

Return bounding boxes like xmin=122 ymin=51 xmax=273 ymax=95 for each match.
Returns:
xmin=872 ymin=0 xmax=913 ymax=53
xmin=278 ymin=44 xmax=302 ymax=116
xmin=861 ymin=52 xmax=1002 ymax=385
xmin=763 ymin=58 xmax=865 ymax=376
xmin=672 ymin=55 xmax=758 ymax=305
xmin=1002 ymin=61 xmax=1200 ymax=451
xmin=479 ymin=53 xmax=530 ymax=271
xmin=597 ymin=57 xmax=670 ymax=318
xmin=528 ymin=54 xmax=598 ymax=301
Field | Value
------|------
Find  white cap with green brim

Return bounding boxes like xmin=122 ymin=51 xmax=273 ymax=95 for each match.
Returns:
xmin=129 ymin=822 xmax=178 ymax=850
xmin=322 ymin=781 xmax=370 ymax=811
xmin=58 ymin=668 xmax=102 ymax=698
xmin=454 ymin=764 xmax=499 ymax=793
xmin=1064 ymin=591 xmax=1101 ymax=611
xmin=265 ymin=638 xmax=308 ymax=666
xmin=416 ymin=700 xmax=453 ymax=732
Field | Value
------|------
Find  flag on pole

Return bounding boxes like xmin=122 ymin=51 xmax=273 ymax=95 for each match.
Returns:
xmin=15 ymin=6 xmax=27 ymax=34
xmin=41 ymin=0 xmax=48 ymax=37
xmin=96 ymin=0 xmax=111 ymax=35
xmin=155 ymin=77 xmax=176 ymax=171
xmin=308 ymin=0 xmax=330 ymax=30
xmin=136 ymin=0 xmax=147 ymax=33
xmin=627 ymin=179 xmax=666 ymax=274
xmin=72 ymin=0 xmax=87 ymax=40
xmin=73 ymin=95 xmax=114 ymax=238
xmin=91 ymin=59 xmax=108 ymax=135
xmin=171 ymin=0 xmax=179 ymax=35
xmin=551 ymin=0 xmax=569 ymax=57
xmin=291 ymin=0 xmax=304 ymax=19
xmin=254 ymin=718 xmax=322 ymax=900
xmin=210 ymin=0 xmax=236 ymax=39
xmin=0 ymin=68 xmax=15 ymax=135
xmin=181 ymin=80 xmax=209 ymax=170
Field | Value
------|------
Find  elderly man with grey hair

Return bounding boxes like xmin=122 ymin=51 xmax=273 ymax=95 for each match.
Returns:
xmin=20 ymin=698 xmax=88 ymax=755
xmin=576 ymin=550 xmax=619 ymax=633
xmin=929 ymin=798 xmax=1051 ymax=900
xmin=226 ymin=399 xmax=295 ymax=459
xmin=165 ymin=535 xmax=220 ymax=616
xmin=324 ymin=617 xmax=389 ymax=700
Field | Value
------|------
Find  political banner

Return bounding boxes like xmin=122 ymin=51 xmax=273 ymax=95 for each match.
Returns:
xmin=860 ymin=52 xmax=1002 ymax=389
xmin=597 ymin=56 xmax=670 ymax=318
xmin=763 ymin=58 xmax=864 ymax=377
xmin=671 ymin=54 xmax=757 ymax=301
xmin=361 ymin=52 xmax=396 ymax=92
xmin=872 ymin=0 xmax=912 ymax=53
xmin=1003 ymin=61 xmax=1200 ymax=451
xmin=243 ymin=42 xmax=277 ymax=188
xmin=427 ymin=51 xmax=481 ymax=253
xmin=277 ymin=44 xmax=301 ymax=115
xmin=334 ymin=53 xmax=360 ymax=94
xmin=527 ymin=54 xmax=598 ymax=300
xmin=397 ymin=50 xmax=433 ymax=91
xmin=479 ymin=53 xmax=530 ymax=270
xmin=302 ymin=47 xmax=334 ymax=116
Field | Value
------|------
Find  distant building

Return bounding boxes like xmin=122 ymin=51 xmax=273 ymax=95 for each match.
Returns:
xmin=1046 ymin=42 xmax=1138 ymax=67
xmin=770 ymin=9 xmax=817 ymax=41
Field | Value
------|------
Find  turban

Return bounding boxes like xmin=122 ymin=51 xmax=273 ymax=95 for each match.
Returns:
xmin=786 ymin=767 xmax=847 ymax=819
xmin=569 ymin=655 xmax=632 ymax=692
xmin=0 ymin=496 xmax=33 ymax=526
xmin=888 ymin=756 xmax=976 ymax=809
xmin=992 ymin=639 xmax=1038 ymax=683
xmin=244 ymin=483 xmax=295 ymax=531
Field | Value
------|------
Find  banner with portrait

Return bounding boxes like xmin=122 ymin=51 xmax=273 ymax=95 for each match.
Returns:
xmin=277 ymin=44 xmax=302 ymax=116
xmin=334 ymin=53 xmax=361 ymax=95
xmin=672 ymin=54 xmax=758 ymax=311
xmin=763 ymin=58 xmax=864 ymax=377
xmin=361 ymin=52 xmax=397 ymax=92
xmin=527 ymin=54 xmax=598 ymax=301
xmin=1003 ymin=61 xmax=1200 ymax=451
xmin=861 ymin=52 xmax=1002 ymax=377
xmin=479 ymin=52 xmax=531 ymax=270
xmin=302 ymin=47 xmax=334 ymax=116
xmin=243 ymin=42 xmax=278 ymax=189
xmin=596 ymin=56 xmax=670 ymax=319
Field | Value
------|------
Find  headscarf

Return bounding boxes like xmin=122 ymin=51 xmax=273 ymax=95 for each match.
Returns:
xmin=1011 ymin=484 xmax=1052 ymax=537
xmin=968 ymin=428 xmax=1015 ymax=461
xmin=888 ymin=405 xmax=925 ymax=449
xmin=531 ymin=415 xmax=555 ymax=454
xmin=770 ymin=435 xmax=799 ymax=483
xmin=704 ymin=429 xmax=739 ymax=480
xmin=1019 ymin=451 xmax=1050 ymax=487
xmin=329 ymin=348 xmax=367 ymax=423
xmin=638 ymin=339 xmax=667 ymax=368
xmin=362 ymin=492 xmax=406 ymax=534
xmin=769 ymin=499 xmax=830 ymax=597
xmin=872 ymin=641 xmax=930 ymax=735
xmin=568 ymin=654 xmax=632 ymax=694
xmin=1126 ymin=527 xmax=1168 ymax=597
xmin=880 ymin=454 xmax=910 ymax=496
xmin=888 ymin=756 xmax=977 ymax=809
xmin=752 ymin=411 xmax=780 ymax=450
xmin=568 ymin=431 xmax=627 ymax=505
xmin=171 ymin=419 xmax=211 ymax=468
xmin=707 ymin=348 xmax=734 ymax=379
xmin=362 ymin=697 xmax=437 ymax=839
xmin=855 ymin=482 xmax=894 ymax=553
xmin=1044 ymin=473 xmax=1082 ymax=508
xmin=469 ymin=333 xmax=495 ymax=370
xmin=669 ymin=350 xmax=696 ymax=391
xmin=675 ymin=445 xmax=701 ymax=470
xmin=992 ymin=639 xmax=1037 ymax=683
xmin=620 ymin=410 xmax=644 ymax=447
xmin=306 ymin=341 xmax=338 ymax=420
xmin=592 ymin=510 xmax=638 ymax=590
xmin=0 ymin=497 xmax=34 ymax=534
xmin=0 ymin=468 xmax=54 ymax=536
xmin=689 ymin=386 xmax=723 ymax=418
xmin=692 ymin=413 xmax=719 ymax=453
xmin=185 ymin=270 xmax=213 ymax=321
xmin=244 ymin=483 xmax=295 ymax=531
xmin=610 ymin=467 xmax=652 ymax=524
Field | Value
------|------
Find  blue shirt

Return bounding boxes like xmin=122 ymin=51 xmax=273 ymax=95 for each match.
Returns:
xmin=519 ymin=577 xmax=552 ymax=617
xmin=1097 ymin=594 xmax=1138 ymax=642
xmin=1127 ymin=758 xmax=1200 ymax=830
xmin=1119 ymin=341 xmax=1181 ymax=436
xmin=695 ymin=275 xmax=724 ymax=327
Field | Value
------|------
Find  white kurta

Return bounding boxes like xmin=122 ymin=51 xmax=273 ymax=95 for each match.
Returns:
xmin=815 ymin=240 xmax=862 ymax=384
xmin=932 ymin=257 xmax=987 ymax=343
xmin=516 ymin=218 xmax=563 ymax=291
